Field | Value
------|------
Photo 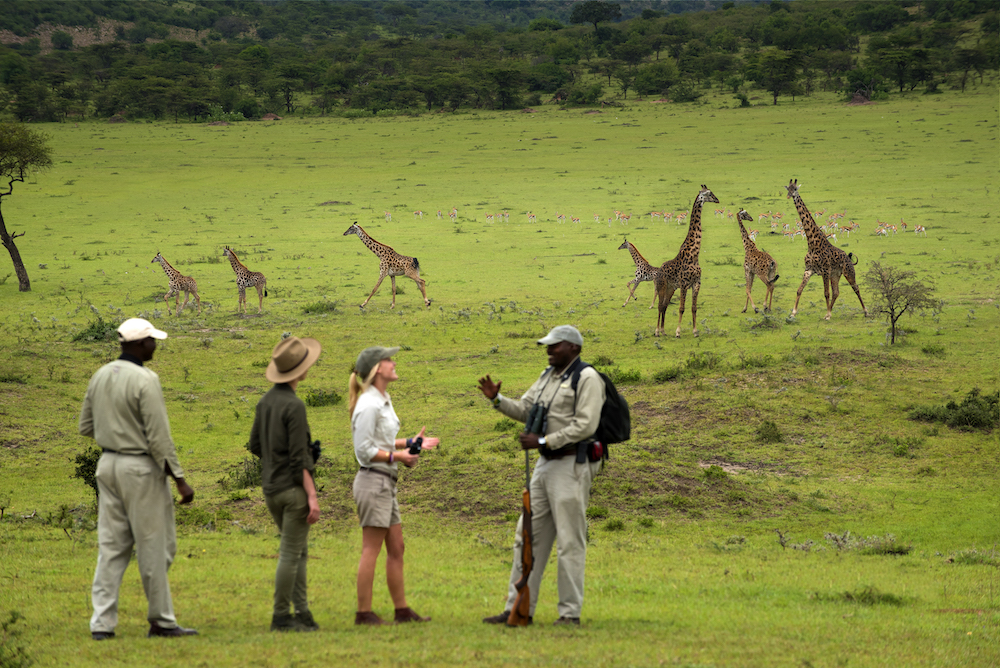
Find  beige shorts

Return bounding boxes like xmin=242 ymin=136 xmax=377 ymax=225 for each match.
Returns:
xmin=353 ymin=469 xmax=400 ymax=528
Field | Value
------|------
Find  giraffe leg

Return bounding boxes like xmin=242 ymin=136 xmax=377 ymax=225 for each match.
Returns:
xmin=179 ymin=292 xmax=188 ymax=315
xmin=744 ymin=270 xmax=757 ymax=314
xmin=623 ymin=279 xmax=639 ymax=307
xmin=256 ymin=284 xmax=264 ymax=314
xmin=846 ymin=276 xmax=867 ymax=316
xmin=193 ymin=291 xmax=201 ymax=314
xmin=389 ymin=276 xmax=397 ymax=309
xmin=414 ymin=276 xmax=430 ymax=307
xmin=238 ymin=286 xmax=246 ymax=314
xmin=792 ymin=270 xmax=813 ymax=316
xmin=675 ymin=288 xmax=687 ymax=338
xmin=361 ymin=273 xmax=387 ymax=308
xmin=690 ymin=282 xmax=700 ymax=337
xmin=827 ymin=272 xmax=843 ymax=320
xmin=823 ymin=274 xmax=834 ymax=320
xmin=653 ymin=281 xmax=670 ymax=337
xmin=648 ymin=286 xmax=657 ymax=310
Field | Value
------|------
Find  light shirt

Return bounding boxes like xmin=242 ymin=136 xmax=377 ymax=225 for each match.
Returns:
xmin=351 ymin=385 xmax=400 ymax=474
xmin=79 ymin=358 xmax=184 ymax=478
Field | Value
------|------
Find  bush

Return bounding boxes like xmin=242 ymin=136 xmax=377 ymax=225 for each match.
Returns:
xmin=652 ymin=366 xmax=684 ymax=383
xmin=72 ymin=317 xmax=119 ymax=342
xmin=219 ymin=456 xmax=262 ymax=491
xmin=604 ymin=367 xmax=642 ymax=384
xmin=72 ymin=446 xmax=102 ymax=500
xmin=909 ymin=387 xmax=999 ymax=431
xmin=303 ymin=389 xmax=342 ymax=407
xmin=756 ymin=420 xmax=783 ymax=443
xmin=703 ymin=465 xmax=728 ymax=481
xmin=302 ymin=300 xmax=340 ymax=314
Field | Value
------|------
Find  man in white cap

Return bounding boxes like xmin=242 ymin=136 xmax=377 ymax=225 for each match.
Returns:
xmin=477 ymin=324 xmax=605 ymax=626
xmin=79 ymin=318 xmax=197 ymax=640
xmin=249 ymin=335 xmax=323 ymax=632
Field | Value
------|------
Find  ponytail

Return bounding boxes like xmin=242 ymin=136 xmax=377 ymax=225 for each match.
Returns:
xmin=348 ymin=363 xmax=381 ymax=417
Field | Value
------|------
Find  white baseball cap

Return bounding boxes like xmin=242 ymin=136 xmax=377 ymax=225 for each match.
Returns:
xmin=538 ymin=325 xmax=583 ymax=346
xmin=117 ymin=318 xmax=168 ymax=343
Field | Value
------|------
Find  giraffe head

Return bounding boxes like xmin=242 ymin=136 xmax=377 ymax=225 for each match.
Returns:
xmin=785 ymin=179 xmax=801 ymax=200
xmin=618 ymin=239 xmax=630 ymax=251
xmin=343 ymin=223 xmax=361 ymax=237
xmin=736 ymin=209 xmax=753 ymax=224
xmin=152 ymin=252 xmax=164 ymax=264
xmin=698 ymin=185 xmax=720 ymax=205
xmin=223 ymin=246 xmax=232 ymax=258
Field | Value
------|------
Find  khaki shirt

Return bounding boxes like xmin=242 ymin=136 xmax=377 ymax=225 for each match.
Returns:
xmin=351 ymin=385 xmax=400 ymax=476
xmin=495 ymin=356 xmax=605 ymax=451
xmin=79 ymin=358 xmax=184 ymax=478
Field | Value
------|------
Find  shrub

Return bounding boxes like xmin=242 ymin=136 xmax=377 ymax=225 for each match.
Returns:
xmin=586 ymin=505 xmax=608 ymax=519
xmin=219 ymin=456 xmax=262 ymax=491
xmin=303 ymin=389 xmax=342 ymax=407
xmin=686 ymin=351 xmax=723 ymax=372
xmin=605 ymin=367 xmax=642 ymax=384
xmin=756 ymin=420 xmax=783 ymax=443
xmin=72 ymin=446 xmax=102 ymax=500
xmin=302 ymin=300 xmax=340 ymax=314
xmin=72 ymin=316 xmax=119 ymax=342
xmin=909 ymin=387 xmax=999 ymax=431
xmin=604 ymin=518 xmax=626 ymax=531
xmin=652 ymin=366 xmax=684 ymax=383
xmin=494 ymin=417 xmax=519 ymax=432
xmin=703 ymin=464 xmax=728 ymax=481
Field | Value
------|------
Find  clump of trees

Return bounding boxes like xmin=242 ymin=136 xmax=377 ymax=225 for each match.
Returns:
xmin=0 ymin=0 xmax=996 ymax=122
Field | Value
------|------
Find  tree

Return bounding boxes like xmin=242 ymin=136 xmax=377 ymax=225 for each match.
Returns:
xmin=746 ymin=48 xmax=799 ymax=105
xmin=570 ymin=1 xmax=622 ymax=32
xmin=0 ymin=122 xmax=53 ymax=292
xmin=863 ymin=261 xmax=941 ymax=344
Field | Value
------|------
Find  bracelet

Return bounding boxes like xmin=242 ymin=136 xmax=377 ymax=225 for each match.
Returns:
xmin=406 ymin=438 xmax=412 ymax=448
xmin=388 ymin=451 xmax=394 ymax=464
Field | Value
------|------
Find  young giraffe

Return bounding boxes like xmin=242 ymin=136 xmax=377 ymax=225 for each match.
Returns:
xmin=618 ymin=238 xmax=660 ymax=309
xmin=223 ymin=246 xmax=267 ymax=314
xmin=735 ymin=210 xmax=780 ymax=314
xmin=654 ymin=185 xmax=720 ymax=338
xmin=785 ymin=179 xmax=867 ymax=320
xmin=151 ymin=252 xmax=201 ymax=315
xmin=343 ymin=222 xmax=430 ymax=308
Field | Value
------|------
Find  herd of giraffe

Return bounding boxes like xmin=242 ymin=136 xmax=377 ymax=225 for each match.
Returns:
xmin=621 ymin=180 xmax=870 ymax=338
xmin=151 ymin=179 xmax=892 ymax=332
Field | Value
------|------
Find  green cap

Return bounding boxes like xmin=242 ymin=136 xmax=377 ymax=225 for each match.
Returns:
xmin=356 ymin=346 xmax=400 ymax=379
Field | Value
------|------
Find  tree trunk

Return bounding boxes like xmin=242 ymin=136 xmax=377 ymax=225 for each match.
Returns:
xmin=0 ymin=208 xmax=31 ymax=291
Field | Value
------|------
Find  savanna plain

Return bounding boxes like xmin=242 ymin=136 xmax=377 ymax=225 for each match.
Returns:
xmin=1 ymin=87 xmax=998 ymax=667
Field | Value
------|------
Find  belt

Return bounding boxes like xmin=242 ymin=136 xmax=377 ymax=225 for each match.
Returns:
xmin=101 ymin=448 xmax=147 ymax=456
xmin=360 ymin=467 xmax=397 ymax=482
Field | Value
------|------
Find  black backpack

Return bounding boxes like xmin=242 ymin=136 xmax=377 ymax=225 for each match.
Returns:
xmin=570 ymin=360 xmax=631 ymax=457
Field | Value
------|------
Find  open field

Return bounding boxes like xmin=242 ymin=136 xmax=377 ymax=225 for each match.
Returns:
xmin=1 ymin=86 xmax=998 ymax=666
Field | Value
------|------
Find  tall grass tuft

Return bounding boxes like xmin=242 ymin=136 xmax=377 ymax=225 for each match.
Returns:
xmin=756 ymin=420 xmax=783 ymax=443
xmin=219 ymin=456 xmax=262 ymax=491
xmin=909 ymin=387 xmax=999 ymax=431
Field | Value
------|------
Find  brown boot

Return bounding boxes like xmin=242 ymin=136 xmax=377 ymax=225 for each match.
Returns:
xmin=355 ymin=611 xmax=390 ymax=626
xmin=394 ymin=607 xmax=430 ymax=623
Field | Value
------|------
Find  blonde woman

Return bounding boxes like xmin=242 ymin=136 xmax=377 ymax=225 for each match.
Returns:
xmin=349 ymin=346 xmax=439 ymax=625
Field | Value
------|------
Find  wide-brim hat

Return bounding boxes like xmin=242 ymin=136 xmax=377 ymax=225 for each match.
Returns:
xmin=266 ymin=336 xmax=322 ymax=383
xmin=355 ymin=346 xmax=400 ymax=380
xmin=538 ymin=324 xmax=583 ymax=346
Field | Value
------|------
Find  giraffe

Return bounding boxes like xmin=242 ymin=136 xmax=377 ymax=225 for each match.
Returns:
xmin=618 ymin=238 xmax=661 ymax=309
xmin=223 ymin=246 xmax=267 ymax=314
xmin=151 ymin=252 xmax=201 ymax=315
xmin=734 ymin=210 xmax=779 ymax=314
xmin=654 ymin=185 xmax=720 ymax=338
xmin=343 ymin=222 xmax=430 ymax=308
xmin=785 ymin=179 xmax=868 ymax=320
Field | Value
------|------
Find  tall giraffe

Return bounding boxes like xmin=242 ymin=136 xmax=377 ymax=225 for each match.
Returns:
xmin=343 ymin=222 xmax=430 ymax=308
xmin=785 ymin=179 xmax=867 ymax=320
xmin=735 ymin=210 xmax=779 ymax=314
xmin=654 ymin=185 xmax=720 ymax=337
xmin=223 ymin=246 xmax=267 ymax=314
xmin=151 ymin=252 xmax=201 ymax=315
xmin=618 ymin=238 xmax=660 ymax=309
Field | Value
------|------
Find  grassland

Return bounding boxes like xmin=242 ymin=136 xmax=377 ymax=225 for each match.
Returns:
xmin=1 ymin=86 xmax=998 ymax=667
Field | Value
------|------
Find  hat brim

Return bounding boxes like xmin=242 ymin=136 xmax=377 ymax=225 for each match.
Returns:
xmin=148 ymin=327 xmax=168 ymax=340
xmin=266 ymin=338 xmax=322 ymax=383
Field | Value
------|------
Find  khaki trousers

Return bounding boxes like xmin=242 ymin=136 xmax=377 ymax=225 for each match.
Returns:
xmin=505 ymin=455 xmax=601 ymax=619
xmin=265 ymin=486 xmax=311 ymax=616
xmin=91 ymin=452 xmax=178 ymax=632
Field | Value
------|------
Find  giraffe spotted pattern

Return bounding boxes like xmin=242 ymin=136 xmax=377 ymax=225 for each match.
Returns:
xmin=343 ymin=222 xmax=430 ymax=308
xmin=151 ymin=252 xmax=201 ymax=315
xmin=223 ymin=246 xmax=267 ymax=314
xmin=735 ymin=210 xmax=779 ymax=314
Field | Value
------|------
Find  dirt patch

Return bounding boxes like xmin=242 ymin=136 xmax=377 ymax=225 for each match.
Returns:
xmin=698 ymin=458 xmax=795 ymax=476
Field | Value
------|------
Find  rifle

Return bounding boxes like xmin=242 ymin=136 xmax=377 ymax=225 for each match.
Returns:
xmin=507 ymin=449 xmax=533 ymax=627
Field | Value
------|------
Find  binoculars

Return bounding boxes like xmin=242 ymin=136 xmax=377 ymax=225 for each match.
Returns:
xmin=408 ymin=437 xmax=424 ymax=455
xmin=525 ymin=403 xmax=547 ymax=436
xmin=309 ymin=439 xmax=322 ymax=463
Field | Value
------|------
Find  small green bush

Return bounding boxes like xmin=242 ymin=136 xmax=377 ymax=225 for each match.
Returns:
xmin=921 ymin=344 xmax=946 ymax=357
xmin=909 ymin=387 xmax=999 ymax=431
xmin=304 ymin=388 xmax=342 ymax=407
xmin=604 ymin=367 xmax=642 ymax=384
xmin=814 ymin=586 xmax=905 ymax=606
xmin=302 ymin=300 xmax=340 ymax=314
xmin=72 ymin=446 xmax=102 ymax=500
xmin=0 ymin=373 xmax=27 ymax=385
xmin=604 ymin=518 xmax=626 ymax=531
xmin=72 ymin=316 xmax=119 ymax=342
xmin=494 ymin=417 xmax=519 ymax=432
xmin=653 ymin=366 xmax=684 ymax=383
xmin=686 ymin=351 xmax=723 ymax=372
xmin=219 ymin=456 xmax=262 ymax=491
xmin=586 ymin=505 xmax=608 ymax=519
xmin=756 ymin=420 xmax=783 ymax=443
xmin=703 ymin=464 xmax=728 ymax=481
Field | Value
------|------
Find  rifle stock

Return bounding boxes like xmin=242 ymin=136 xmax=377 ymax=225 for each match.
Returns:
xmin=507 ymin=453 xmax=533 ymax=627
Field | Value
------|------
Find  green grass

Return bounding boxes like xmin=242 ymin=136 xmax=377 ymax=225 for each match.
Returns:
xmin=1 ymin=86 xmax=999 ymax=666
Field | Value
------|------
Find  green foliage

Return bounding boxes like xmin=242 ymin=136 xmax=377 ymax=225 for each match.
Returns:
xmin=947 ymin=547 xmax=999 ymax=566
xmin=71 ymin=317 xmax=118 ymax=343
xmin=0 ymin=610 xmax=33 ymax=668
xmin=303 ymin=389 xmax=343 ymax=407
xmin=218 ymin=456 xmax=262 ymax=492
xmin=603 ymin=366 xmax=642 ymax=385
xmin=72 ymin=447 xmax=101 ymax=500
xmin=0 ymin=374 xmax=27 ymax=385
xmin=703 ymin=465 xmax=728 ymax=482
xmin=756 ymin=420 xmax=783 ymax=444
xmin=603 ymin=518 xmax=626 ymax=531
xmin=586 ymin=505 xmax=608 ymax=519
xmin=909 ymin=388 xmax=999 ymax=431
xmin=493 ymin=417 xmax=519 ymax=432
xmin=813 ymin=586 xmax=906 ymax=607
xmin=652 ymin=366 xmax=684 ymax=383
xmin=301 ymin=300 xmax=340 ymax=314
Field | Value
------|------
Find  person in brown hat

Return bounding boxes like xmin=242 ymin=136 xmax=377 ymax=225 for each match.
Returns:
xmin=348 ymin=346 xmax=439 ymax=625
xmin=249 ymin=335 xmax=323 ymax=632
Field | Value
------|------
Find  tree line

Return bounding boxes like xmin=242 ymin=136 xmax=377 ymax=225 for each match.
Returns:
xmin=0 ymin=0 xmax=997 ymax=123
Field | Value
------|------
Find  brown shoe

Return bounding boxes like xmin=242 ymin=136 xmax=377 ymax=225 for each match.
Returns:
xmin=355 ymin=611 xmax=390 ymax=626
xmin=553 ymin=617 xmax=580 ymax=626
xmin=394 ymin=607 xmax=430 ymax=623
xmin=147 ymin=622 xmax=198 ymax=637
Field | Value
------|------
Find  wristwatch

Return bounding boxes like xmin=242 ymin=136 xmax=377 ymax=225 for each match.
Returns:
xmin=492 ymin=395 xmax=501 ymax=407
xmin=538 ymin=436 xmax=547 ymax=446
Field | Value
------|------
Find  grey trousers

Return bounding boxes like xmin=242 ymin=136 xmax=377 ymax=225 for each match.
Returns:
xmin=504 ymin=455 xmax=601 ymax=619
xmin=91 ymin=452 xmax=178 ymax=632
xmin=265 ymin=486 xmax=310 ymax=616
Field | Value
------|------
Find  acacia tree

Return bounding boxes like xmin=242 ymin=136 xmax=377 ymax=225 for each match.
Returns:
xmin=863 ymin=261 xmax=941 ymax=344
xmin=0 ymin=122 xmax=53 ymax=292
xmin=570 ymin=1 xmax=622 ymax=32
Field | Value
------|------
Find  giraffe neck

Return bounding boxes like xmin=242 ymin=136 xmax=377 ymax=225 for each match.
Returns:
xmin=227 ymin=251 xmax=247 ymax=273
xmin=354 ymin=226 xmax=392 ymax=257
xmin=157 ymin=256 xmax=182 ymax=280
xmin=737 ymin=219 xmax=755 ymax=253
xmin=791 ymin=192 xmax=830 ymax=251
xmin=680 ymin=196 xmax=704 ymax=254
xmin=627 ymin=243 xmax=650 ymax=269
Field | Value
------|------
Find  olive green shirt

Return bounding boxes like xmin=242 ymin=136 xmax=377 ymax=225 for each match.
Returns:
xmin=249 ymin=384 xmax=315 ymax=495
xmin=494 ymin=356 xmax=605 ymax=451
xmin=78 ymin=357 xmax=184 ymax=478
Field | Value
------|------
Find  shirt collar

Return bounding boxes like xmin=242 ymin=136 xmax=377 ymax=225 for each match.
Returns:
xmin=118 ymin=352 xmax=143 ymax=367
